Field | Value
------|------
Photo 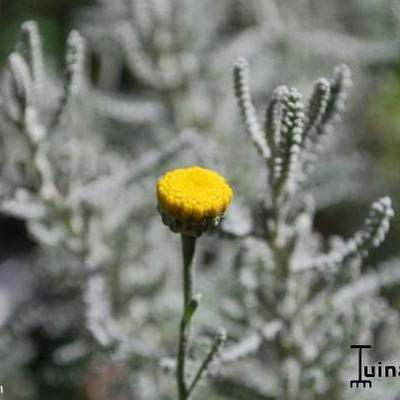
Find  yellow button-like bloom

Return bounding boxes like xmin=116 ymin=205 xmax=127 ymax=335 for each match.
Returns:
xmin=157 ymin=166 xmax=233 ymax=237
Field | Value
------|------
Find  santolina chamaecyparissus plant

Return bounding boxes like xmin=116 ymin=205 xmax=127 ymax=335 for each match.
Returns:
xmin=157 ymin=166 xmax=233 ymax=400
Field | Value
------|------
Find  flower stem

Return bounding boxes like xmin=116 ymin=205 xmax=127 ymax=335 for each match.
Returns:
xmin=177 ymin=234 xmax=196 ymax=400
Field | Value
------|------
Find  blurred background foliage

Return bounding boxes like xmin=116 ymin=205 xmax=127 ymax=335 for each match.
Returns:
xmin=0 ymin=0 xmax=400 ymax=399
xmin=0 ymin=0 xmax=92 ymax=65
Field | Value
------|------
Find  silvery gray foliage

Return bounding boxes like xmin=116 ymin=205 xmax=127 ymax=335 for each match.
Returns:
xmin=75 ymin=0 xmax=400 ymax=212
xmin=233 ymin=58 xmax=352 ymax=201
xmin=0 ymin=21 xmax=207 ymax=399
xmin=211 ymin=59 xmax=396 ymax=400
xmin=0 ymin=2 xmax=398 ymax=400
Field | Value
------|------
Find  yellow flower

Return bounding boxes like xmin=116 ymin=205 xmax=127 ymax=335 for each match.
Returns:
xmin=157 ymin=166 xmax=233 ymax=237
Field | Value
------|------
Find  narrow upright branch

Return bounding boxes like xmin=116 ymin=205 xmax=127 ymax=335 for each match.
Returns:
xmin=19 ymin=21 xmax=44 ymax=95
xmin=50 ymin=30 xmax=87 ymax=129
xmin=234 ymin=58 xmax=270 ymax=160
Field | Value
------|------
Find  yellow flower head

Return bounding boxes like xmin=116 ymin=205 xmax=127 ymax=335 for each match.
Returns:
xmin=157 ymin=166 xmax=233 ymax=237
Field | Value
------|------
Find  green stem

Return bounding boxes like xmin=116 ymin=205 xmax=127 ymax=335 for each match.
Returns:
xmin=177 ymin=234 xmax=196 ymax=400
